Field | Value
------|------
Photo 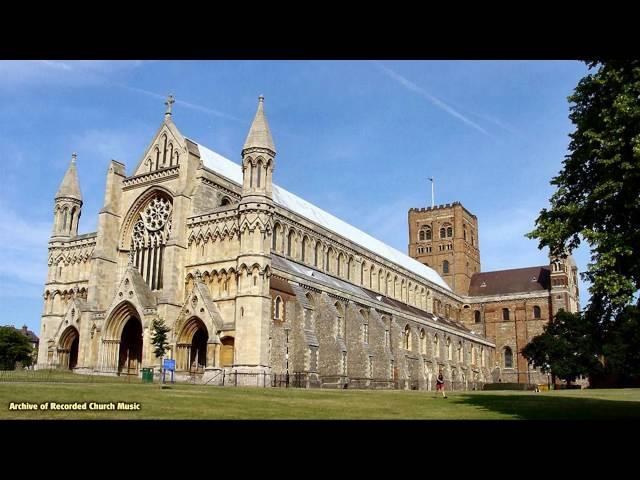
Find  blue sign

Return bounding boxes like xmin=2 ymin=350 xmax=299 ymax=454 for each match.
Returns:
xmin=163 ymin=359 xmax=176 ymax=371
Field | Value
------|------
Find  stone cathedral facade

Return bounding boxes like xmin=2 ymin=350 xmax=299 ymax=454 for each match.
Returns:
xmin=39 ymin=95 xmax=500 ymax=389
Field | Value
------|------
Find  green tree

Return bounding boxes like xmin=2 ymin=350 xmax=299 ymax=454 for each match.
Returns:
xmin=0 ymin=327 xmax=34 ymax=370
xmin=527 ymin=60 xmax=640 ymax=317
xmin=522 ymin=310 xmax=602 ymax=384
xmin=151 ymin=318 xmax=172 ymax=386
xmin=151 ymin=318 xmax=171 ymax=362
xmin=598 ymin=305 xmax=640 ymax=385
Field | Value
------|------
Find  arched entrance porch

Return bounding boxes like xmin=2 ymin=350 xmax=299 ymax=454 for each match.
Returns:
xmin=176 ymin=317 xmax=211 ymax=373
xmin=58 ymin=326 xmax=79 ymax=370
xmin=118 ymin=317 xmax=143 ymax=375
xmin=100 ymin=302 xmax=144 ymax=375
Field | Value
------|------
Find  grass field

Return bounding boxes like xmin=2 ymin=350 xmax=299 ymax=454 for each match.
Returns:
xmin=1 ymin=382 xmax=639 ymax=419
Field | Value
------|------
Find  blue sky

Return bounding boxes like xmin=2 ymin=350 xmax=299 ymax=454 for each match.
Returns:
xmin=0 ymin=60 xmax=591 ymax=335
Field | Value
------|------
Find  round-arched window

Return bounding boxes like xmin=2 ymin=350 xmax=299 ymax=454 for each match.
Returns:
xmin=504 ymin=347 xmax=513 ymax=368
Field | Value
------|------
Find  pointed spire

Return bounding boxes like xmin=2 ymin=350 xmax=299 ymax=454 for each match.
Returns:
xmin=55 ymin=153 xmax=82 ymax=201
xmin=243 ymin=95 xmax=276 ymax=155
xmin=165 ymin=93 xmax=175 ymax=118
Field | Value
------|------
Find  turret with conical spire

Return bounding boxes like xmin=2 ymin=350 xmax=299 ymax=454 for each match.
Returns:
xmin=233 ymin=95 xmax=277 ymax=383
xmin=56 ymin=153 xmax=82 ymax=201
xmin=241 ymin=95 xmax=276 ymax=199
xmin=243 ymin=95 xmax=276 ymax=155
xmin=52 ymin=153 xmax=83 ymax=239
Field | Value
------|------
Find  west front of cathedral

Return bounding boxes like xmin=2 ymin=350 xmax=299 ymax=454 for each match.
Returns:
xmin=39 ymin=95 xmax=579 ymax=389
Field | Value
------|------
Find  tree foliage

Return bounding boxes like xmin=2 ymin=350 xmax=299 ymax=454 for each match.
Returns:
xmin=522 ymin=310 xmax=602 ymax=384
xmin=150 ymin=318 xmax=171 ymax=360
xmin=599 ymin=305 xmax=640 ymax=384
xmin=0 ymin=327 xmax=34 ymax=370
xmin=527 ymin=60 xmax=640 ymax=316
xmin=525 ymin=307 xmax=640 ymax=386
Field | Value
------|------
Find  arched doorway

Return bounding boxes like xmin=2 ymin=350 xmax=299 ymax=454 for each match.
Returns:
xmin=69 ymin=336 xmax=79 ymax=370
xmin=59 ymin=326 xmax=79 ymax=370
xmin=191 ymin=328 xmax=207 ymax=372
xmin=220 ymin=337 xmax=234 ymax=367
xmin=119 ymin=317 xmax=143 ymax=375
xmin=176 ymin=317 xmax=209 ymax=372
xmin=176 ymin=317 xmax=210 ymax=372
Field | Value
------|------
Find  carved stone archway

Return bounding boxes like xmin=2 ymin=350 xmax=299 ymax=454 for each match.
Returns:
xmin=176 ymin=317 xmax=212 ymax=372
xmin=100 ymin=301 xmax=144 ymax=374
xmin=58 ymin=326 xmax=79 ymax=370
xmin=118 ymin=317 xmax=143 ymax=375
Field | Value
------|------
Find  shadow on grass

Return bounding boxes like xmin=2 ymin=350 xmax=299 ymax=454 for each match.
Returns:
xmin=454 ymin=392 xmax=640 ymax=420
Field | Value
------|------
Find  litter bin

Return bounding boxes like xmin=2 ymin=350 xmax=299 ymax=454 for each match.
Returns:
xmin=141 ymin=368 xmax=154 ymax=383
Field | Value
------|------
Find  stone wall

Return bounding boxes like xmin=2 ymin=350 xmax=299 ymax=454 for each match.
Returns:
xmin=462 ymin=295 xmax=552 ymax=384
xmin=269 ymin=281 xmax=494 ymax=390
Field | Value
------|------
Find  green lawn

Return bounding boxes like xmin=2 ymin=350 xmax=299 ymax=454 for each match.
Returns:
xmin=1 ymin=382 xmax=640 ymax=419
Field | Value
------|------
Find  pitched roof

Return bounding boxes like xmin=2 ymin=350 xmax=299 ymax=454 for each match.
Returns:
xmin=272 ymin=255 xmax=474 ymax=338
xmin=56 ymin=155 xmax=82 ymax=201
xmin=189 ymin=278 xmax=224 ymax=337
xmin=122 ymin=265 xmax=157 ymax=309
xmin=270 ymin=276 xmax=296 ymax=295
xmin=468 ymin=266 xmax=551 ymax=296
xmin=189 ymin=139 xmax=451 ymax=292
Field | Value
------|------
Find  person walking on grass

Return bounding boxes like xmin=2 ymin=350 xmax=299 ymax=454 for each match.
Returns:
xmin=436 ymin=370 xmax=447 ymax=398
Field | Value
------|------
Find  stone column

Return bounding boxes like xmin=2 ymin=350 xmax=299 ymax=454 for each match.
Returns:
xmin=206 ymin=341 xmax=216 ymax=367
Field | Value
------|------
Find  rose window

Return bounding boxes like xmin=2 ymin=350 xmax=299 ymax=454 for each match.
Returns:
xmin=143 ymin=197 xmax=172 ymax=231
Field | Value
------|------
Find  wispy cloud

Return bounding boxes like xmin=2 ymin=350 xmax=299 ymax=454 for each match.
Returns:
xmin=41 ymin=60 xmax=72 ymax=71
xmin=372 ymin=61 xmax=490 ymax=136
xmin=0 ymin=60 xmax=143 ymax=90
xmin=0 ymin=202 xmax=50 ymax=287
xmin=113 ymin=84 xmax=242 ymax=122
xmin=0 ymin=61 xmax=236 ymax=123
xmin=0 ymin=281 xmax=43 ymax=300
xmin=464 ymin=109 xmax=525 ymax=139
xmin=71 ymin=127 xmax=150 ymax=167
xmin=480 ymin=206 xmax=538 ymax=248
xmin=319 ymin=193 xmax=414 ymax=254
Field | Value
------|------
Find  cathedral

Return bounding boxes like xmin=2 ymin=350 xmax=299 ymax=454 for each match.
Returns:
xmin=408 ymin=203 xmax=580 ymax=384
xmin=38 ymin=95 xmax=578 ymax=388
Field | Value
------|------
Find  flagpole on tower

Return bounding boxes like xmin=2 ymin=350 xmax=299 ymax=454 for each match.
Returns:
xmin=428 ymin=177 xmax=434 ymax=208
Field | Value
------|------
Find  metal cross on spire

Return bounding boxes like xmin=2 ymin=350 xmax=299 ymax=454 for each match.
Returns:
xmin=165 ymin=93 xmax=175 ymax=117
